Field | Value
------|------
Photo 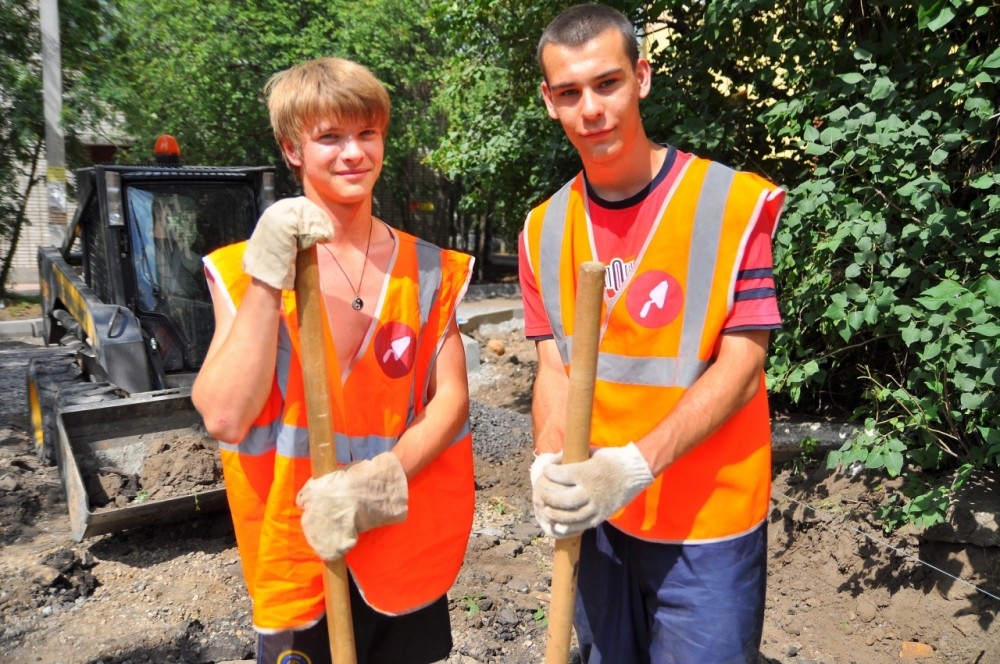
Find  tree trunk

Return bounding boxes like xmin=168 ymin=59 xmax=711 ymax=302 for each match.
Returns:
xmin=479 ymin=198 xmax=494 ymax=283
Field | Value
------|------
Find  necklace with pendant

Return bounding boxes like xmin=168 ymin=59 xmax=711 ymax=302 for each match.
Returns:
xmin=320 ymin=219 xmax=373 ymax=310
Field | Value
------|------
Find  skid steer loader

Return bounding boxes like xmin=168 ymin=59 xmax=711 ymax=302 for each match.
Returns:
xmin=27 ymin=137 xmax=276 ymax=540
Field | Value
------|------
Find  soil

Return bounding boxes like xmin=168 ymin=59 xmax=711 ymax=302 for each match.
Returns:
xmin=87 ymin=426 xmax=224 ymax=510
xmin=1 ymin=320 xmax=998 ymax=664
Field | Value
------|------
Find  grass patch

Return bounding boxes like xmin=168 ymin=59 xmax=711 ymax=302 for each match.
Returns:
xmin=0 ymin=292 xmax=42 ymax=320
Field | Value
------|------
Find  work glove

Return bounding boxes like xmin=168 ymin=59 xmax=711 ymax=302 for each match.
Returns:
xmin=296 ymin=452 xmax=408 ymax=561
xmin=530 ymin=451 xmax=562 ymax=538
xmin=533 ymin=443 xmax=654 ymax=538
xmin=242 ymin=196 xmax=334 ymax=291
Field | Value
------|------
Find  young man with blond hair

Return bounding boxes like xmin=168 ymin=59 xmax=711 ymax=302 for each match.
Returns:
xmin=194 ymin=57 xmax=474 ymax=664
xmin=520 ymin=5 xmax=785 ymax=662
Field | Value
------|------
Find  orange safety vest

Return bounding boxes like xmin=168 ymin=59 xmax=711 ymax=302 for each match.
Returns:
xmin=205 ymin=229 xmax=475 ymax=630
xmin=523 ymin=156 xmax=780 ymax=543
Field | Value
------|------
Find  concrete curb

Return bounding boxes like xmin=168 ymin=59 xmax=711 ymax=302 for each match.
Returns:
xmin=771 ymin=417 xmax=858 ymax=463
xmin=457 ymin=307 xmax=524 ymax=336
xmin=0 ymin=318 xmax=43 ymax=339
xmin=457 ymin=302 xmax=524 ymax=374
xmin=1 ymin=282 xmax=43 ymax=339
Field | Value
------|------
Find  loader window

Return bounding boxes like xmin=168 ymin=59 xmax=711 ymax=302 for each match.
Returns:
xmin=126 ymin=183 xmax=256 ymax=371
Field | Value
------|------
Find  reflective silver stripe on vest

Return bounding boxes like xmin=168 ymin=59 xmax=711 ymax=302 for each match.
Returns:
xmin=234 ymin=241 xmax=459 ymax=461
xmin=539 ymin=163 xmax=735 ymax=389
xmin=292 ymin=429 xmax=400 ymax=463
xmin=339 ymin=432 xmax=402 ymax=463
xmin=597 ymin=353 xmax=709 ymax=387
xmin=410 ymin=240 xmax=443 ymax=427
xmin=219 ymin=325 xmax=294 ymax=456
xmin=452 ymin=417 xmax=471 ymax=444
xmin=278 ymin=423 xmax=312 ymax=458
xmin=219 ymin=422 xmax=313 ymax=459
xmin=413 ymin=243 xmax=472 ymax=447
xmin=221 ymin=426 xmax=402 ymax=464
xmin=415 ymin=240 xmax=440 ymax=326
xmin=681 ymin=162 xmax=734 ymax=364
xmin=539 ymin=181 xmax=575 ymax=365
xmin=218 ymin=422 xmax=278 ymax=456
xmin=276 ymin=324 xmax=293 ymax=398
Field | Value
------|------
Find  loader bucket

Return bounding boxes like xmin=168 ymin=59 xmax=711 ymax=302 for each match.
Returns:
xmin=54 ymin=393 xmax=229 ymax=541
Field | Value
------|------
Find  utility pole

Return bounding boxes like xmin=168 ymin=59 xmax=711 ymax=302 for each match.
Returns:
xmin=39 ymin=0 xmax=67 ymax=247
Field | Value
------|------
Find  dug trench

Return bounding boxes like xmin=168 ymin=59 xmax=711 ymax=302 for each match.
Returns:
xmin=0 ymin=323 xmax=998 ymax=663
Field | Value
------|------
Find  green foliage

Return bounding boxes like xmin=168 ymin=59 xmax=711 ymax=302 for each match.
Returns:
xmin=75 ymin=0 xmax=303 ymax=173
xmin=640 ymin=1 xmax=790 ymax=179
xmin=788 ymin=436 xmax=822 ymax=475
xmin=330 ymin=1 xmax=456 ymax=243
xmin=76 ymin=0 xmax=466 ymax=240
xmin=612 ymin=0 xmax=1000 ymax=530
xmin=460 ymin=594 xmax=484 ymax=616
xmin=426 ymin=1 xmax=684 ymax=246
xmin=0 ymin=1 xmax=42 ymax=173
xmin=427 ymin=0 xmax=576 ymax=251
xmin=874 ymin=463 xmax=975 ymax=532
xmin=746 ymin=0 xmax=998 ymax=528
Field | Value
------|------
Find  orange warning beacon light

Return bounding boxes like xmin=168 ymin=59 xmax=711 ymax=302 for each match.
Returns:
xmin=154 ymin=134 xmax=182 ymax=166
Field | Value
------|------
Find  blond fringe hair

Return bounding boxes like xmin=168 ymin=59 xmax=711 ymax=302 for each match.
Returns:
xmin=264 ymin=57 xmax=391 ymax=179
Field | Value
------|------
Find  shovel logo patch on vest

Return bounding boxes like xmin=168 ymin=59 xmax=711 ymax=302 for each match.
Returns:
xmin=375 ymin=322 xmax=417 ymax=378
xmin=625 ymin=270 xmax=683 ymax=328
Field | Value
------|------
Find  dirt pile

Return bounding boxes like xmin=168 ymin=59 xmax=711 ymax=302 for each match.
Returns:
xmin=85 ymin=426 xmax=223 ymax=509
xmin=79 ymin=424 xmax=223 ymax=511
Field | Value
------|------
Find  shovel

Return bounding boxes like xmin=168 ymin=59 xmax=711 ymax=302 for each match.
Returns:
xmin=295 ymin=247 xmax=357 ymax=664
xmin=544 ymin=261 xmax=605 ymax=664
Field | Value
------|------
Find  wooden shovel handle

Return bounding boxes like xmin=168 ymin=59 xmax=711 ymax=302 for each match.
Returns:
xmin=544 ymin=261 xmax=605 ymax=664
xmin=295 ymin=247 xmax=357 ymax=664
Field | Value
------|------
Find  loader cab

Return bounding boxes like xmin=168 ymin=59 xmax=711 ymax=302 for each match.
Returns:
xmin=125 ymin=179 xmax=261 ymax=372
xmin=56 ymin=156 xmax=275 ymax=390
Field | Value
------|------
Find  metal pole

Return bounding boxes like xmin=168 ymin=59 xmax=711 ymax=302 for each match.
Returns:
xmin=39 ymin=0 xmax=67 ymax=247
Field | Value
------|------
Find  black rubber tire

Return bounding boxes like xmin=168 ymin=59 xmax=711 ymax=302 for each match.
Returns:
xmin=27 ymin=353 xmax=84 ymax=465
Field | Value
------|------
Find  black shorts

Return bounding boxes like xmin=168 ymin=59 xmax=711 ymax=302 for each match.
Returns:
xmin=256 ymin=574 xmax=452 ymax=664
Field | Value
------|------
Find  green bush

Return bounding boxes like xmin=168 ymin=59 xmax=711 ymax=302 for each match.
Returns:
xmin=643 ymin=0 xmax=998 ymax=529
xmin=760 ymin=1 xmax=998 ymax=528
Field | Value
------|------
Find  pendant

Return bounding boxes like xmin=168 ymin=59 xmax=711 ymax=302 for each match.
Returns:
xmin=352 ymin=296 xmax=364 ymax=310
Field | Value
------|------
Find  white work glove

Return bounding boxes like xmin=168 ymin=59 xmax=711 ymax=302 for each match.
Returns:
xmin=296 ymin=452 xmax=408 ymax=561
xmin=533 ymin=443 xmax=654 ymax=538
xmin=530 ymin=451 xmax=562 ymax=538
xmin=242 ymin=196 xmax=334 ymax=290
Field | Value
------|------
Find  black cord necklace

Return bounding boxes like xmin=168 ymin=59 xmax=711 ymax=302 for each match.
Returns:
xmin=320 ymin=219 xmax=373 ymax=310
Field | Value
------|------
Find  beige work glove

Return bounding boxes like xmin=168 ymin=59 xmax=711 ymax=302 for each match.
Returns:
xmin=295 ymin=452 xmax=408 ymax=561
xmin=242 ymin=196 xmax=334 ymax=291
xmin=533 ymin=442 xmax=654 ymax=538
xmin=530 ymin=451 xmax=562 ymax=538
